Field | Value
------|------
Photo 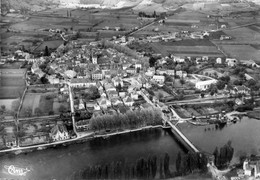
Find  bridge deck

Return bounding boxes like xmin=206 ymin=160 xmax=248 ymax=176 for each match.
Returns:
xmin=166 ymin=121 xmax=199 ymax=153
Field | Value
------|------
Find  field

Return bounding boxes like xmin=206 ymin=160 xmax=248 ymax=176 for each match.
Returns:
xmin=223 ymin=27 xmax=260 ymax=44
xmin=34 ymin=40 xmax=64 ymax=52
xmin=20 ymin=93 xmax=41 ymax=116
xmin=20 ymin=91 xmax=70 ymax=117
xmin=220 ymin=44 xmax=260 ymax=62
xmin=151 ymin=40 xmax=223 ymax=57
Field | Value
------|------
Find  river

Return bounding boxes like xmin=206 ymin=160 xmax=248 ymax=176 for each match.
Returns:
xmin=0 ymin=116 xmax=259 ymax=180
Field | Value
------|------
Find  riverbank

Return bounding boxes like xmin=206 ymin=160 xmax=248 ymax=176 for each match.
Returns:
xmin=0 ymin=125 xmax=166 ymax=155
xmin=247 ymin=110 xmax=260 ymax=120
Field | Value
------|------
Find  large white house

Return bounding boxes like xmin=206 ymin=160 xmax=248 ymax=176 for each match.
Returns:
xmin=195 ymin=79 xmax=217 ymax=90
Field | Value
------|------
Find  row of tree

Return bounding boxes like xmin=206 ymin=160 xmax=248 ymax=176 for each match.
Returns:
xmin=213 ymin=141 xmax=234 ymax=169
xmin=89 ymin=108 xmax=162 ymax=131
xmin=71 ymin=153 xmax=170 ymax=180
xmin=176 ymin=152 xmax=208 ymax=175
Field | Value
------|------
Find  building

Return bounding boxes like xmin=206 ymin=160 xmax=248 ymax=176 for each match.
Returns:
xmin=243 ymin=159 xmax=260 ymax=178
xmin=232 ymin=85 xmax=250 ymax=95
xmin=153 ymin=75 xmax=165 ymax=83
xmin=226 ymin=58 xmax=238 ymax=67
xmin=50 ymin=124 xmax=69 ymax=142
xmin=216 ymin=57 xmax=222 ymax=64
xmin=166 ymin=70 xmax=175 ymax=76
xmin=123 ymin=96 xmax=134 ymax=107
xmin=70 ymin=78 xmax=96 ymax=88
xmin=173 ymin=56 xmax=185 ymax=63
xmin=5 ymin=135 xmax=17 ymax=148
xmin=195 ymin=79 xmax=217 ymax=90
xmin=176 ymin=71 xmax=187 ymax=78
xmin=92 ymin=70 xmax=103 ymax=80
xmin=112 ymin=76 xmax=124 ymax=87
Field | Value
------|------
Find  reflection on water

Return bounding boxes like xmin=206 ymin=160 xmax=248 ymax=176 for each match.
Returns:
xmin=0 ymin=128 xmax=186 ymax=180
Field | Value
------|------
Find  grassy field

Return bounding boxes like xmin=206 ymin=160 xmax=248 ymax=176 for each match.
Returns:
xmin=220 ymin=44 xmax=260 ymax=62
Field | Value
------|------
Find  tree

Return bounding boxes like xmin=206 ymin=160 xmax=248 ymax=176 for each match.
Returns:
xmin=44 ymin=46 xmax=49 ymax=56
xmin=213 ymin=147 xmax=219 ymax=167
xmin=0 ymin=105 xmax=6 ymax=115
xmin=176 ymin=152 xmax=182 ymax=173
xmin=59 ymin=105 xmax=67 ymax=113
xmin=49 ymin=110 xmax=54 ymax=115
xmin=149 ymin=57 xmax=157 ymax=67
xmin=163 ymin=153 xmax=170 ymax=178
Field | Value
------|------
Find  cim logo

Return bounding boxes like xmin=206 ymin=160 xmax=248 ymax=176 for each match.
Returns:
xmin=4 ymin=165 xmax=31 ymax=176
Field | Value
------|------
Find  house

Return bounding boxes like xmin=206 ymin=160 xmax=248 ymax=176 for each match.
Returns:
xmin=107 ymin=90 xmax=118 ymax=98
xmin=98 ymin=98 xmax=111 ymax=109
xmin=78 ymin=99 xmax=85 ymax=110
xmin=92 ymin=55 xmax=97 ymax=64
xmin=243 ymin=159 xmax=260 ymax=178
xmin=153 ymin=75 xmax=165 ymax=83
xmin=64 ymin=70 xmax=77 ymax=79
xmin=5 ymin=135 xmax=17 ymax=148
xmin=156 ymin=69 xmax=167 ymax=75
xmin=232 ymin=85 xmax=250 ymax=95
xmin=245 ymin=73 xmax=254 ymax=81
xmin=216 ymin=57 xmax=222 ymax=64
xmin=112 ymin=76 xmax=124 ymax=87
xmin=226 ymin=58 xmax=238 ymax=67
xmin=123 ymin=96 xmax=134 ymax=107
xmin=111 ymin=98 xmax=123 ymax=106
xmin=135 ymin=63 xmax=142 ymax=69
xmin=126 ymin=67 xmax=136 ymax=74
xmin=195 ymin=79 xmax=217 ymax=90
xmin=240 ymin=60 xmax=260 ymax=68
xmin=130 ymin=92 xmax=139 ymax=100
xmin=166 ymin=70 xmax=175 ymax=76
xmin=50 ymin=124 xmax=69 ymax=141
xmin=92 ymin=70 xmax=103 ymax=80
xmin=104 ymin=83 xmax=116 ymax=92
xmin=173 ymin=56 xmax=185 ymax=63
xmin=47 ymin=75 xmax=60 ymax=84
xmin=176 ymin=71 xmax=187 ymax=78
xmin=202 ymin=56 xmax=208 ymax=61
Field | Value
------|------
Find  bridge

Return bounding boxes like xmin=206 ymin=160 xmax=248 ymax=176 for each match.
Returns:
xmin=162 ymin=115 xmax=200 ymax=153
xmin=138 ymin=89 xmax=199 ymax=153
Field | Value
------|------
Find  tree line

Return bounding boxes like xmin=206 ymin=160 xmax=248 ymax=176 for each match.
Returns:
xmin=70 ymin=153 xmax=171 ymax=180
xmin=175 ymin=152 xmax=208 ymax=176
xmin=89 ymin=108 xmax=163 ymax=132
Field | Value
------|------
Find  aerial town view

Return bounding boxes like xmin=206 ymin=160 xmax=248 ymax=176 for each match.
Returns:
xmin=0 ymin=0 xmax=260 ymax=179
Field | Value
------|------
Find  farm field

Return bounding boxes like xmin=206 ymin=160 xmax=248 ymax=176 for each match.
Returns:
xmin=20 ymin=93 xmax=41 ymax=117
xmin=34 ymin=40 xmax=64 ymax=52
xmin=220 ymin=44 xmax=260 ymax=62
xmin=20 ymin=92 xmax=69 ymax=117
xmin=151 ymin=41 xmax=223 ymax=57
xmin=223 ymin=27 xmax=260 ymax=44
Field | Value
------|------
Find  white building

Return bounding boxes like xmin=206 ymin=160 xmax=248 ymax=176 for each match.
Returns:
xmin=153 ymin=75 xmax=165 ymax=83
xmin=195 ymin=79 xmax=217 ymax=90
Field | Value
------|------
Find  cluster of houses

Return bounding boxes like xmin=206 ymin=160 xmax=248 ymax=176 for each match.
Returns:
xmin=231 ymin=158 xmax=260 ymax=180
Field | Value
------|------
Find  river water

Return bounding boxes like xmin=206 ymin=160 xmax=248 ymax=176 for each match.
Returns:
xmin=0 ymin=117 xmax=259 ymax=180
